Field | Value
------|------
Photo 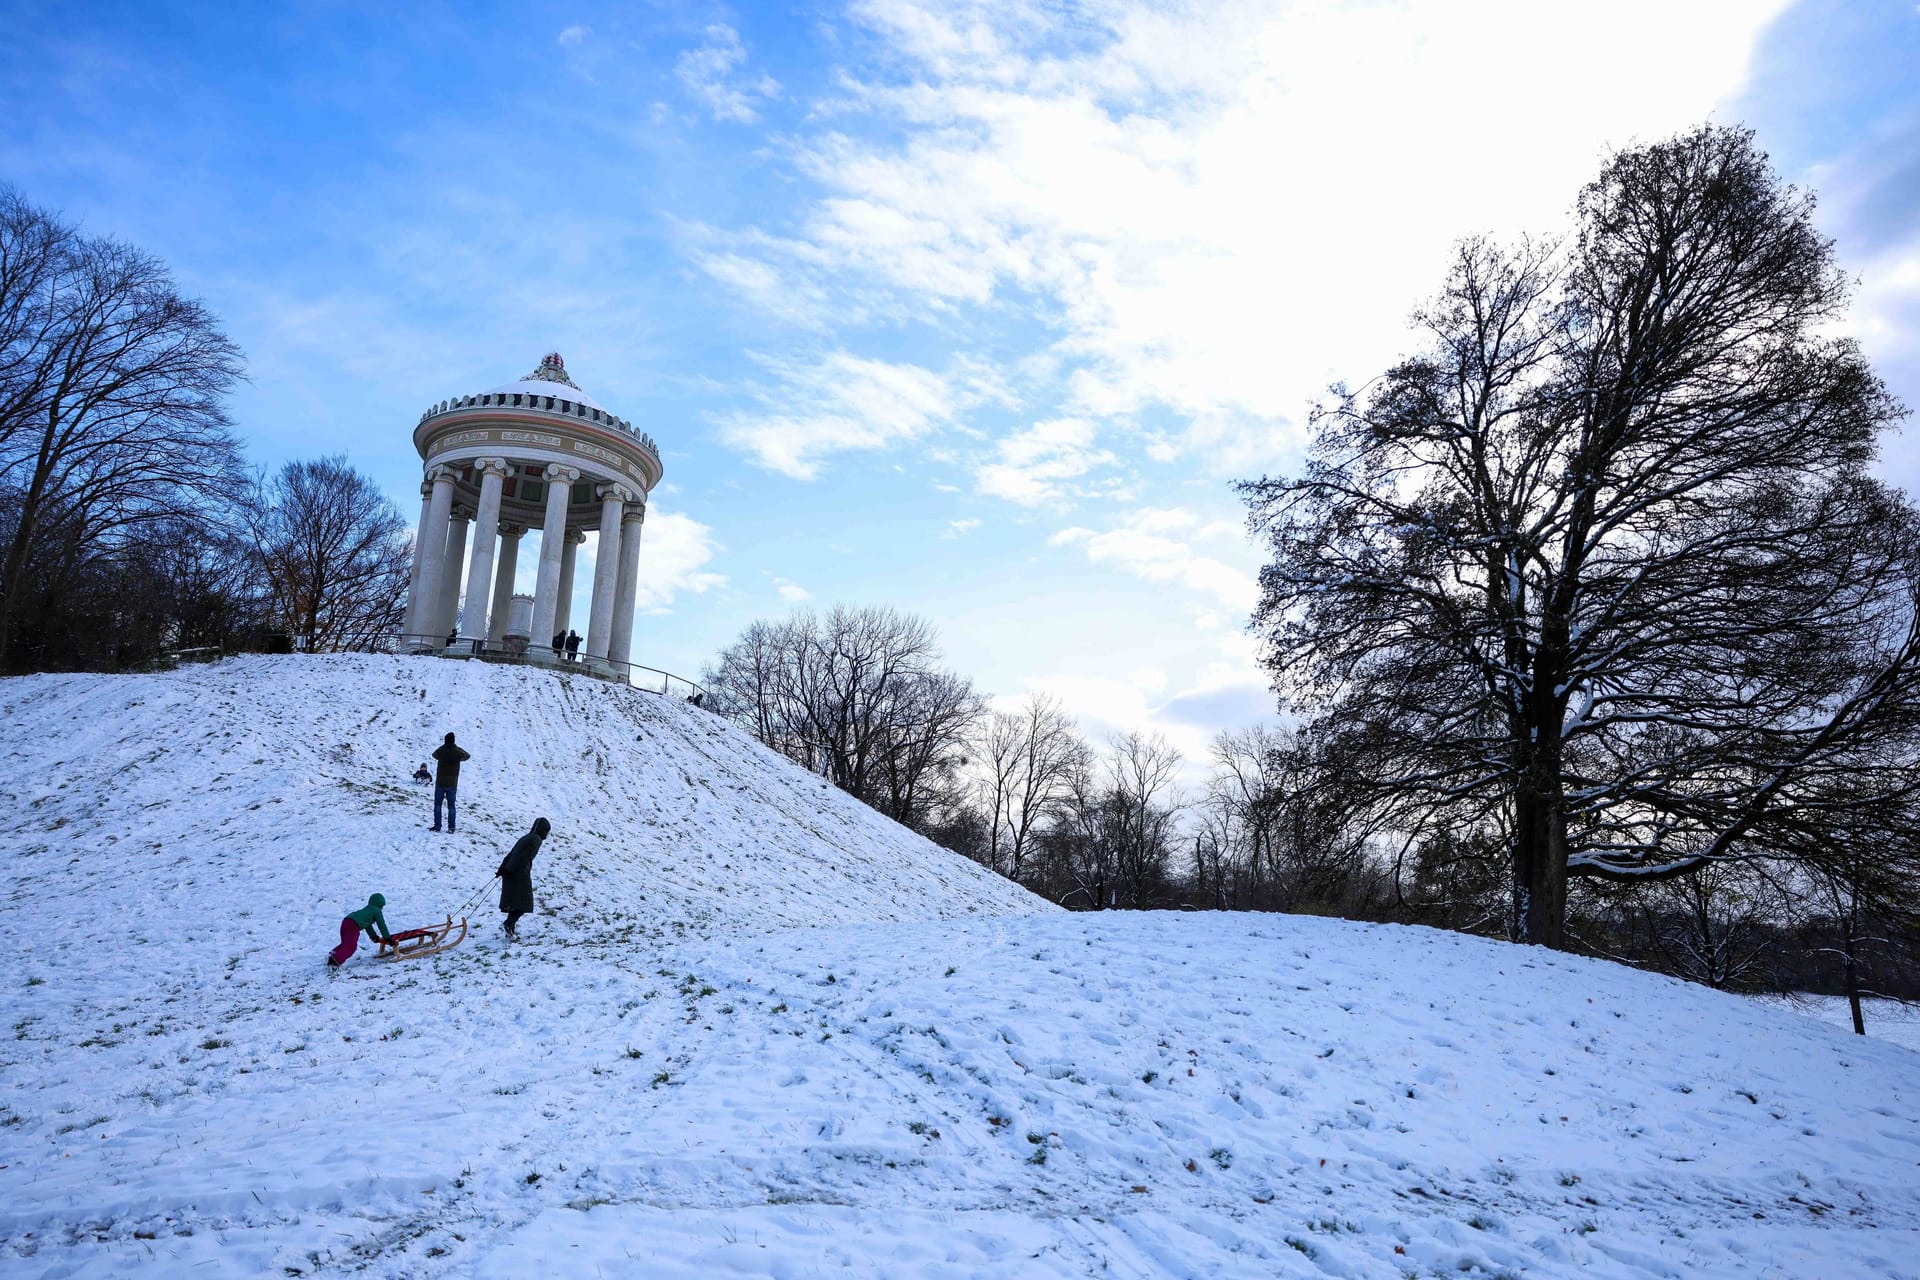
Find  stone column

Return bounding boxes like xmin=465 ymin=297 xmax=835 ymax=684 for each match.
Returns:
xmin=460 ymin=459 xmax=511 ymax=642
xmin=401 ymin=478 xmax=434 ymax=641
xmin=407 ymin=468 xmax=457 ymax=643
xmin=529 ymin=465 xmax=580 ymax=651
xmin=585 ymin=483 xmax=634 ymax=661
xmin=608 ymin=503 xmax=646 ymax=666
xmin=487 ymin=523 xmax=525 ymax=644
xmin=556 ymin=528 xmax=585 ymax=637
xmin=435 ymin=504 xmax=472 ymax=642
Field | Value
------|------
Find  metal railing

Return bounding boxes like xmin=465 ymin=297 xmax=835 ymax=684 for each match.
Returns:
xmin=390 ymin=632 xmax=709 ymax=704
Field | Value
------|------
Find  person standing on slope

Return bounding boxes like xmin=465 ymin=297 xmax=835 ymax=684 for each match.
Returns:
xmin=497 ymin=817 xmax=550 ymax=939
xmin=327 ymin=893 xmax=394 ymax=968
xmin=430 ymin=731 xmax=470 ymax=833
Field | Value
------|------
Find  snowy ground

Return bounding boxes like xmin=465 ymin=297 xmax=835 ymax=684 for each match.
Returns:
xmin=2 ymin=657 xmax=1917 ymax=1278
xmin=1750 ymin=995 xmax=1920 ymax=1053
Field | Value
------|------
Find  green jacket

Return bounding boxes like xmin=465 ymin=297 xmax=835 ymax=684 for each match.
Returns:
xmin=346 ymin=894 xmax=392 ymax=942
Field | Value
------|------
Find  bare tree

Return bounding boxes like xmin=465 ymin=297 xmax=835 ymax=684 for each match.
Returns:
xmin=0 ymin=188 xmax=247 ymax=664
xmin=1242 ymin=126 xmax=1920 ymax=950
xmin=247 ymin=456 xmax=410 ymax=652
xmin=1106 ymin=730 xmax=1184 ymax=909
xmin=1586 ymin=863 xmax=1785 ymax=992
xmin=976 ymin=693 xmax=1088 ymax=880
xmin=705 ymin=604 xmax=982 ymax=832
xmin=1194 ymin=725 xmax=1393 ymax=915
xmin=1768 ymin=771 xmax=1920 ymax=1033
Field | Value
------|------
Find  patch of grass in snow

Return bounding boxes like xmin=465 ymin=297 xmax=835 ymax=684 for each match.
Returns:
xmin=54 ymin=1115 xmax=109 ymax=1136
xmin=199 ymin=1037 xmax=229 ymax=1051
xmin=1209 ymin=1147 xmax=1232 ymax=1169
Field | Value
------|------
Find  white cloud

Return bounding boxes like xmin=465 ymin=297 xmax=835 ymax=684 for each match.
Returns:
xmin=945 ymin=518 xmax=982 ymax=537
xmin=1009 ymin=639 xmax=1275 ymax=785
xmin=1050 ymin=507 xmax=1257 ymax=613
xmin=556 ymin=25 xmax=589 ymax=47
xmin=686 ymin=231 xmax=840 ymax=329
xmin=677 ymin=24 xmax=780 ymax=124
xmin=717 ymin=352 xmax=955 ymax=479
xmin=707 ymin=0 xmax=1788 ymax=475
xmin=771 ymin=576 xmax=812 ymax=602
xmin=974 ymin=416 xmax=1119 ymax=507
xmin=633 ymin=509 xmax=726 ymax=609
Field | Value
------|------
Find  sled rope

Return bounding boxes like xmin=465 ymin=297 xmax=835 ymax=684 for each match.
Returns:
xmin=451 ymin=872 xmax=499 ymax=919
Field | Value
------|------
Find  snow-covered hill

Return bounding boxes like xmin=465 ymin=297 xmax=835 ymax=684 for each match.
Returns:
xmin=2 ymin=656 xmax=1917 ymax=1278
xmin=0 ymin=654 xmax=1047 ymax=961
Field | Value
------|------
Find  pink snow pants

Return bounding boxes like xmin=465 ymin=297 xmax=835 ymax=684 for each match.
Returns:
xmin=328 ymin=917 xmax=359 ymax=966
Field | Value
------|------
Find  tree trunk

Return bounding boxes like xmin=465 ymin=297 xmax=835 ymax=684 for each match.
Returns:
xmin=1842 ymin=927 xmax=1866 ymax=1036
xmin=1513 ymin=741 xmax=1569 ymax=949
xmin=0 ymin=473 xmax=48 ymax=664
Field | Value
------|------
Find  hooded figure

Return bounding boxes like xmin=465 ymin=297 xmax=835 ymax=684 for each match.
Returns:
xmin=328 ymin=892 xmax=392 ymax=967
xmin=497 ymin=817 xmax=550 ymax=938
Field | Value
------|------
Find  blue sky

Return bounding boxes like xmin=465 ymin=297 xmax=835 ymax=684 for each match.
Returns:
xmin=5 ymin=0 xmax=1917 ymax=765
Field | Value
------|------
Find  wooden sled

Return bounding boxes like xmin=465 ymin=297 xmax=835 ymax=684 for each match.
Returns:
xmin=378 ymin=916 xmax=467 ymax=960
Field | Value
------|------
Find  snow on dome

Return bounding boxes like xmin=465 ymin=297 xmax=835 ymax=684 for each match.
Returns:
xmin=485 ymin=352 xmax=608 ymax=412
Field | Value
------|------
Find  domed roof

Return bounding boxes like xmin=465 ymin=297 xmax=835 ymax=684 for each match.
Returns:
xmin=487 ymin=352 xmax=606 ymax=412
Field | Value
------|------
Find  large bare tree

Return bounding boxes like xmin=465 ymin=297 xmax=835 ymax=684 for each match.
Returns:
xmin=247 ymin=456 xmax=410 ymax=652
xmin=706 ymin=604 xmax=982 ymax=832
xmin=1242 ymin=126 xmax=1920 ymax=949
xmin=0 ymin=189 xmax=247 ymax=663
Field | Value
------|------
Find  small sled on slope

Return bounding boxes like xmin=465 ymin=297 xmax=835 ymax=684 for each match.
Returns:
xmin=377 ymin=916 xmax=467 ymax=960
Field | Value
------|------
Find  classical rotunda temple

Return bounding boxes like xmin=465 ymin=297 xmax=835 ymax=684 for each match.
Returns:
xmin=400 ymin=354 xmax=660 ymax=668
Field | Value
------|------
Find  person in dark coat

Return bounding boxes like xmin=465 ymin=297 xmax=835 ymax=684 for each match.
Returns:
xmin=429 ymin=731 xmax=470 ymax=833
xmin=565 ymin=630 xmax=581 ymax=661
xmin=496 ymin=817 xmax=550 ymax=938
xmin=551 ymin=631 xmax=564 ymax=657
